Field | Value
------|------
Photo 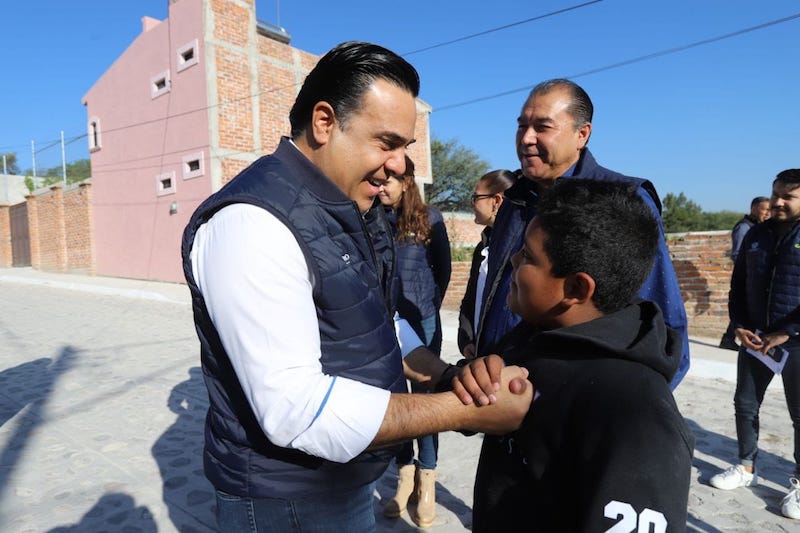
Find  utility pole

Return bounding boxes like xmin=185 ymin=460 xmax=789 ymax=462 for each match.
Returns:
xmin=61 ymin=130 xmax=67 ymax=185
xmin=31 ymin=140 xmax=36 ymax=178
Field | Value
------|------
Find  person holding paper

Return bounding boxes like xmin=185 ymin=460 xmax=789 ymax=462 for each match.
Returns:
xmin=709 ymin=169 xmax=800 ymax=521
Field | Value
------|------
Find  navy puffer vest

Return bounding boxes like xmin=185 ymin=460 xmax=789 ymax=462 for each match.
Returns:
xmin=734 ymin=220 xmax=800 ymax=336
xmin=181 ymin=138 xmax=405 ymax=498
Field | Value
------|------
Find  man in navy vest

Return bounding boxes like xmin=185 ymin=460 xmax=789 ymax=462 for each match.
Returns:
xmin=181 ymin=41 xmax=532 ymax=531
xmin=709 ymin=169 xmax=800 ymax=520
xmin=475 ymin=79 xmax=691 ymax=390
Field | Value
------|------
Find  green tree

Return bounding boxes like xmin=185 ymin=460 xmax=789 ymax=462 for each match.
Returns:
xmin=426 ymin=136 xmax=490 ymax=211
xmin=40 ymin=159 xmax=92 ymax=186
xmin=662 ymin=193 xmax=744 ymax=233
xmin=663 ymin=192 xmax=704 ymax=233
xmin=702 ymin=210 xmax=742 ymax=231
xmin=1 ymin=152 xmax=20 ymax=175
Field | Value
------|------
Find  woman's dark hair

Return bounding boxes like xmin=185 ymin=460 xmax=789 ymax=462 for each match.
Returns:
xmin=289 ymin=41 xmax=420 ymax=138
xmin=478 ymin=169 xmax=516 ymax=195
xmin=394 ymin=156 xmax=431 ymax=245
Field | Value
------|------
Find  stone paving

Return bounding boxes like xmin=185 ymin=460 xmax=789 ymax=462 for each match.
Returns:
xmin=0 ymin=269 xmax=798 ymax=532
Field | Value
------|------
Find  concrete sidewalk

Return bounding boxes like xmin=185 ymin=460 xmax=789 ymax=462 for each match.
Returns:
xmin=0 ymin=267 xmax=796 ymax=531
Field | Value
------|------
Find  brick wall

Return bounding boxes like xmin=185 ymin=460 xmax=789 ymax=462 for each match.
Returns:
xmin=441 ymin=229 xmax=735 ymax=339
xmin=0 ymin=205 xmax=10 ymax=267
xmin=25 ymin=182 xmax=95 ymax=274
xmin=668 ymin=231 xmax=733 ymax=338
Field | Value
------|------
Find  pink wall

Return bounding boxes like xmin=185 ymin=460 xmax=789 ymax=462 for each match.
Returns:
xmin=84 ymin=0 xmax=210 ymax=282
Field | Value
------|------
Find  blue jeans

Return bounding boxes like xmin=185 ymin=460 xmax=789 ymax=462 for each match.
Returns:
xmin=397 ymin=314 xmax=440 ymax=470
xmin=215 ymin=482 xmax=377 ymax=532
xmin=733 ymin=342 xmax=800 ymax=474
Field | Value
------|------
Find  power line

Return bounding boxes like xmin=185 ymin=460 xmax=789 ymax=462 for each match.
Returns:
xmin=435 ymin=12 xmax=800 ymax=112
xmin=401 ymin=0 xmax=604 ymax=56
xmin=3 ymin=5 xmax=604 ymax=151
xmin=5 ymin=9 xmax=798 ymax=164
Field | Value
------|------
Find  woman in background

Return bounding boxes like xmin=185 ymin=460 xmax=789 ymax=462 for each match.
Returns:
xmin=379 ymin=156 xmax=450 ymax=528
xmin=457 ymin=169 xmax=517 ymax=359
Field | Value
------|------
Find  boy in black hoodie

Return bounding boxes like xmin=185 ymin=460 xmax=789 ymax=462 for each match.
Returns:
xmin=452 ymin=178 xmax=695 ymax=532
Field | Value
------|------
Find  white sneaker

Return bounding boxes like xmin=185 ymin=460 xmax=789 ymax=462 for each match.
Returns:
xmin=709 ymin=464 xmax=757 ymax=490
xmin=781 ymin=477 xmax=800 ymax=519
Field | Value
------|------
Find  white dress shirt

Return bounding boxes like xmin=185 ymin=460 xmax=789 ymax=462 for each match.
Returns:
xmin=191 ymin=203 xmax=422 ymax=463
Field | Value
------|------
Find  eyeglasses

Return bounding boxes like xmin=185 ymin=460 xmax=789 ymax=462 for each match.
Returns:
xmin=471 ymin=193 xmax=495 ymax=203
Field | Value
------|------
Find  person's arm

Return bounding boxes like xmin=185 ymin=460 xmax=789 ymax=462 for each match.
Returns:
xmin=428 ymin=210 xmax=452 ymax=299
xmin=730 ymin=220 xmax=749 ymax=261
xmin=635 ymin=188 xmax=690 ymax=389
xmin=191 ymin=204 xmax=392 ymax=463
xmin=458 ymin=242 xmax=483 ymax=356
xmin=369 ymin=365 xmax=533 ymax=450
xmin=728 ymin=231 xmax=749 ymax=330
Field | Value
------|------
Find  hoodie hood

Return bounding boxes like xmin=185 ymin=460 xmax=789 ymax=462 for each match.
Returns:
xmin=502 ymin=300 xmax=681 ymax=383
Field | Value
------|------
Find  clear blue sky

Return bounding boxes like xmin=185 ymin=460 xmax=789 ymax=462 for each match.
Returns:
xmin=2 ymin=0 xmax=798 ymax=212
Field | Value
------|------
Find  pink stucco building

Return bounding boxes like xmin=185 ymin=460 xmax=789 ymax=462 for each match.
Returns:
xmin=83 ymin=0 xmax=432 ymax=282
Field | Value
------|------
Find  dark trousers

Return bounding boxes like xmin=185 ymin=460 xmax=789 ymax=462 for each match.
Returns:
xmin=733 ymin=342 xmax=800 ymax=474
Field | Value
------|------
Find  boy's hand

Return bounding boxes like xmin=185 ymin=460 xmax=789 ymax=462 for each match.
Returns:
xmin=462 ymin=343 xmax=476 ymax=359
xmin=464 ymin=365 xmax=533 ymax=434
xmin=452 ymin=355 xmax=514 ymax=406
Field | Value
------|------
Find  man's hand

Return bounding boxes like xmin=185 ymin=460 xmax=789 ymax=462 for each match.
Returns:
xmin=736 ymin=328 xmax=790 ymax=354
xmin=463 ymin=365 xmax=533 ymax=435
xmin=403 ymin=346 xmax=449 ymax=389
xmin=759 ymin=330 xmax=789 ymax=355
xmin=452 ymin=355 xmax=506 ymax=406
xmin=735 ymin=328 xmax=762 ymax=351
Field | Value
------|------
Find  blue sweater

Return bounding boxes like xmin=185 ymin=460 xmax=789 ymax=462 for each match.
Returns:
xmin=476 ymin=149 xmax=691 ymax=389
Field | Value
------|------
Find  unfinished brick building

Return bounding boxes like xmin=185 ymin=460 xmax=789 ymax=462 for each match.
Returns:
xmin=82 ymin=0 xmax=432 ymax=283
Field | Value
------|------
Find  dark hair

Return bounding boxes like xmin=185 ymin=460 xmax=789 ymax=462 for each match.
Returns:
xmin=750 ymin=196 xmax=769 ymax=208
xmin=530 ymin=78 xmax=593 ymax=130
xmin=394 ymin=156 xmax=431 ymax=245
xmin=478 ymin=169 xmax=517 ymax=195
xmin=775 ymin=169 xmax=800 ymax=189
xmin=289 ymin=41 xmax=420 ymax=138
xmin=535 ymin=179 xmax=659 ymax=314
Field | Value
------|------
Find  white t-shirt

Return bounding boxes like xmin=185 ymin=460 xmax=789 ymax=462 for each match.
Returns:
xmin=474 ymin=245 xmax=490 ymax=337
xmin=191 ymin=203 xmax=422 ymax=463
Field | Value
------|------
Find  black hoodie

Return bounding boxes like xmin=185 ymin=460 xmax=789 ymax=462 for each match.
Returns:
xmin=472 ymin=300 xmax=694 ymax=533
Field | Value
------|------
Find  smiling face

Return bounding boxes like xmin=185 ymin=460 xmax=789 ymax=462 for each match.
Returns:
xmin=308 ymin=78 xmax=417 ymax=213
xmin=770 ymin=181 xmax=800 ymax=223
xmin=516 ymin=88 xmax=591 ymax=185
xmin=507 ymin=219 xmax=566 ymax=328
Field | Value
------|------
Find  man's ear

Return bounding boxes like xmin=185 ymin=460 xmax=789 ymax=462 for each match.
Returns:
xmin=577 ymin=122 xmax=592 ymax=150
xmin=562 ymin=272 xmax=595 ymax=306
xmin=310 ymin=101 xmax=336 ymax=146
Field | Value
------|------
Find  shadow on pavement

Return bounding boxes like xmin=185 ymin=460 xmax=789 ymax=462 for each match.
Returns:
xmin=46 ymin=493 xmax=156 ymax=532
xmin=0 ymin=348 xmax=76 ymax=501
xmin=687 ymin=417 xmax=794 ymax=522
xmin=152 ymin=366 xmax=215 ymax=532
